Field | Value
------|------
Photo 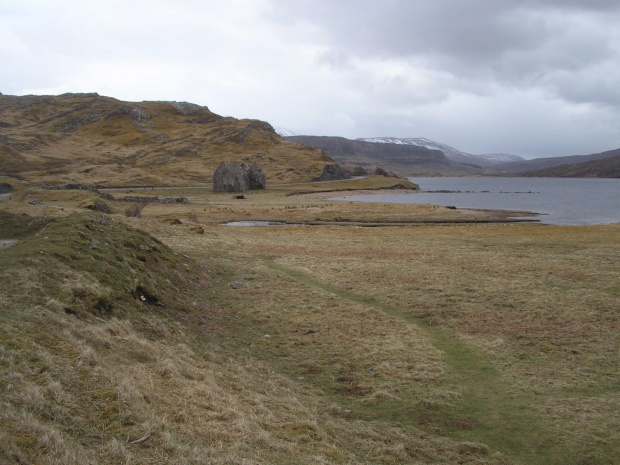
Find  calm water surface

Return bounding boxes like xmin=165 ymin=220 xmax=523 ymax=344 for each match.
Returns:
xmin=332 ymin=177 xmax=620 ymax=225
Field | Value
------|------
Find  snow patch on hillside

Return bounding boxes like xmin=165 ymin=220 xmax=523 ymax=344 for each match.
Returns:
xmin=274 ymin=126 xmax=297 ymax=137
xmin=357 ymin=137 xmax=524 ymax=165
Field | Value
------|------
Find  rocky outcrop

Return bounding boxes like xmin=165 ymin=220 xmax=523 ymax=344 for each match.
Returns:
xmin=0 ymin=182 xmax=13 ymax=194
xmin=213 ymin=162 xmax=266 ymax=192
xmin=168 ymin=101 xmax=207 ymax=116
xmin=316 ymin=164 xmax=351 ymax=181
xmin=87 ymin=202 xmax=110 ymax=214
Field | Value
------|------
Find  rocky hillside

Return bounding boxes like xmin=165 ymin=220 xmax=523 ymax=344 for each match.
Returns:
xmin=286 ymin=135 xmax=483 ymax=176
xmin=0 ymin=93 xmax=334 ymax=187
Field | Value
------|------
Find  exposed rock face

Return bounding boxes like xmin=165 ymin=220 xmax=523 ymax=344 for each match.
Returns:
xmin=249 ymin=162 xmax=267 ymax=190
xmin=213 ymin=162 xmax=266 ymax=192
xmin=213 ymin=162 xmax=249 ymax=192
xmin=168 ymin=101 xmax=207 ymax=116
xmin=316 ymin=163 xmax=351 ymax=181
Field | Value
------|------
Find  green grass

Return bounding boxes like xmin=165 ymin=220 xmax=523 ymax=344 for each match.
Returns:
xmin=189 ymin=221 xmax=618 ymax=465
xmin=260 ymin=257 xmax=564 ymax=464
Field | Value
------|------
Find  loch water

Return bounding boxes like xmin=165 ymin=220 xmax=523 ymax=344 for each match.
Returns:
xmin=332 ymin=177 xmax=620 ymax=225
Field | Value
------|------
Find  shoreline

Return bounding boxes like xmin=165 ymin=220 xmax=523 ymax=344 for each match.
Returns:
xmin=295 ymin=188 xmax=416 ymax=199
xmin=296 ymin=189 xmax=540 ymax=222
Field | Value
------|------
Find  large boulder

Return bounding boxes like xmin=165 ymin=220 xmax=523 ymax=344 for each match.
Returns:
xmin=0 ymin=183 xmax=13 ymax=194
xmin=249 ymin=162 xmax=267 ymax=190
xmin=213 ymin=161 xmax=267 ymax=192
xmin=316 ymin=164 xmax=351 ymax=181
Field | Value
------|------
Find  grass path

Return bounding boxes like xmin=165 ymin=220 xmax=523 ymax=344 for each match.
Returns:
xmin=261 ymin=256 xmax=564 ymax=465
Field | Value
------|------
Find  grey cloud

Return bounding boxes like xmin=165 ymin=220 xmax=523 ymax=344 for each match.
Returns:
xmin=3 ymin=0 xmax=620 ymax=156
xmin=543 ymin=67 xmax=620 ymax=107
xmin=316 ymin=49 xmax=354 ymax=69
xmin=274 ymin=0 xmax=620 ymax=109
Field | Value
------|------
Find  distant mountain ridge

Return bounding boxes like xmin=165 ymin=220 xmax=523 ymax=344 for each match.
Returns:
xmin=285 ymin=135 xmax=483 ymax=176
xmin=357 ymin=137 xmax=524 ymax=167
xmin=288 ymin=133 xmax=620 ymax=178
xmin=490 ymin=148 xmax=620 ymax=174
xmin=522 ymin=154 xmax=620 ymax=178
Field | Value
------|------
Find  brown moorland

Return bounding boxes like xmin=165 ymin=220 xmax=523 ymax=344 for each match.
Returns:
xmin=1 ymin=180 xmax=618 ymax=465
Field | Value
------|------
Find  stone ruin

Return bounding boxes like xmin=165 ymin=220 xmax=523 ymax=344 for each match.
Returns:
xmin=213 ymin=161 xmax=267 ymax=192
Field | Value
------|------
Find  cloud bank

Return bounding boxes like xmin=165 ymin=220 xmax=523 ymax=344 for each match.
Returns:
xmin=2 ymin=0 xmax=620 ymax=157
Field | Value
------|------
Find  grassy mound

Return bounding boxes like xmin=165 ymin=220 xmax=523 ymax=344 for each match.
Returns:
xmin=0 ymin=212 xmax=218 ymax=463
xmin=0 ymin=212 xmax=203 ymax=320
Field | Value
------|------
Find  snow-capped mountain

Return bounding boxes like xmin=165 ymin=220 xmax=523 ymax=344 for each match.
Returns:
xmin=476 ymin=153 xmax=525 ymax=163
xmin=357 ymin=137 xmax=524 ymax=167
xmin=274 ymin=126 xmax=297 ymax=137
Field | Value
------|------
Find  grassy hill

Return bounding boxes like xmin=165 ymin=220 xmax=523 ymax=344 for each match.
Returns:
xmin=0 ymin=93 xmax=334 ymax=187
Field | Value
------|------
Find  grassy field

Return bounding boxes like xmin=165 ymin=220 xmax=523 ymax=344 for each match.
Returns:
xmin=1 ymin=181 xmax=618 ymax=464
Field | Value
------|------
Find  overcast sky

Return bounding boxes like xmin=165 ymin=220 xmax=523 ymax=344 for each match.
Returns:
xmin=2 ymin=0 xmax=620 ymax=158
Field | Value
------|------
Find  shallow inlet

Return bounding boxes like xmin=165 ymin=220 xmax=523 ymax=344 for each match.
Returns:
xmin=224 ymin=221 xmax=292 ymax=227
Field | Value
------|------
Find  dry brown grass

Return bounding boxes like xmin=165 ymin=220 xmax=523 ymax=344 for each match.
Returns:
xmin=150 ymin=197 xmax=618 ymax=464
xmin=1 ymin=206 xmax=508 ymax=465
xmin=2 ymin=183 xmax=618 ymax=464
